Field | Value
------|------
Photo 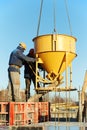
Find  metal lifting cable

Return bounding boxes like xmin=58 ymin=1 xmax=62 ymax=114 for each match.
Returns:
xmin=37 ymin=0 xmax=57 ymax=35
xmin=37 ymin=0 xmax=72 ymax=35
xmin=64 ymin=0 xmax=72 ymax=35
xmin=37 ymin=0 xmax=43 ymax=36
xmin=53 ymin=0 xmax=57 ymax=33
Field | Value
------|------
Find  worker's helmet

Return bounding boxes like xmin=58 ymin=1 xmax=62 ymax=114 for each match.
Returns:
xmin=19 ymin=42 xmax=26 ymax=50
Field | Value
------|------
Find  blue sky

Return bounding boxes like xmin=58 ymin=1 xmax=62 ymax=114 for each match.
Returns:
xmin=0 ymin=0 xmax=87 ymax=100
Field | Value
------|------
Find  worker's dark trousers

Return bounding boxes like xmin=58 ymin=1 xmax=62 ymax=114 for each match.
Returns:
xmin=8 ymin=71 xmax=20 ymax=101
xmin=25 ymin=78 xmax=31 ymax=101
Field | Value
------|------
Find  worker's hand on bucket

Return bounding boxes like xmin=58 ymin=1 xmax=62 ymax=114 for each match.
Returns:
xmin=31 ymin=58 xmax=36 ymax=62
xmin=28 ymin=57 xmax=36 ymax=62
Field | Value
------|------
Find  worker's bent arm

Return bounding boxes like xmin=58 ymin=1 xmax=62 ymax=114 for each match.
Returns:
xmin=16 ymin=51 xmax=36 ymax=62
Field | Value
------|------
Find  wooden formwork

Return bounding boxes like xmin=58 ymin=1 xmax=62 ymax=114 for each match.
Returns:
xmin=0 ymin=102 xmax=9 ymax=125
xmin=9 ymin=102 xmax=27 ymax=126
xmin=27 ymin=102 xmax=39 ymax=124
xmin=38 ymin=102 xmax=50 ymax=122
xmin=0 ymin=102 xmax=50 ymax=126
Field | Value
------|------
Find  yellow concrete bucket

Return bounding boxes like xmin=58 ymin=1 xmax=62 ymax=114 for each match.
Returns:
xmin=33 ymin=34 xmax=77 ymax=80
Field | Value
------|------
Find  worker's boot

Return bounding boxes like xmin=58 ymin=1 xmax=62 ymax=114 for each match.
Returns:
xmin=25 ymin=90 xmax=28 ymax=101
xmin=25 ymin=79 xmax=30 ymax=101
xmin=28 ymin=92 xmax=30 ymax=99
xmin=25 ymin=90 xmax=30 ymax=101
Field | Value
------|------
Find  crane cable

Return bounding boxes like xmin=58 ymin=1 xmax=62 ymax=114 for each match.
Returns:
xmin=53 ymin=0 xmax=57 ymax=33
xmin=37 ymin=0 xmax=57 ymax=35
xmin=64 ymin=0 xmax=72 ymax=35
xmin=37 ymin=0 xmax=72 ymax=36
xmin=37 ymin=0 xmax=43 ymax=36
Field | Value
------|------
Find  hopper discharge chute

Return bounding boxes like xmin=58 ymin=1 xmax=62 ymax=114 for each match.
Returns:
xmin=33 ymin=34 xmax=77 ymax=93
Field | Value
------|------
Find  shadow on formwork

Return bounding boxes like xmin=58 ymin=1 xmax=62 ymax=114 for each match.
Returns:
xmin=0 ymin=126 xmax=43 ymax=130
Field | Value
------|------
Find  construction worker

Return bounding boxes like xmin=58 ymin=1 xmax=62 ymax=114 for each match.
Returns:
xmin=8 ymin=43 xmax=36 ymax=101
xmin=24 ymin=48 xmax=36 ymax=101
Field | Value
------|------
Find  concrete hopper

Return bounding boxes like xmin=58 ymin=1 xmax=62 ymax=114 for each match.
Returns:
xmin=33 ymin=34 xmax=77 ymax=81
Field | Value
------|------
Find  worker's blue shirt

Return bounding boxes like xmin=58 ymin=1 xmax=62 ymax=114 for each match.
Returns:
xmin=8 ymin=46 xmax=35 ymax=73
xmin=9 ymin=47 xmax=25 ymax=66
